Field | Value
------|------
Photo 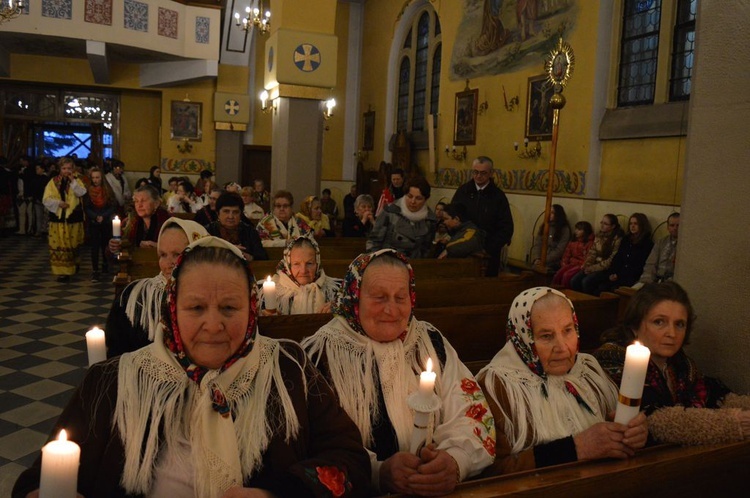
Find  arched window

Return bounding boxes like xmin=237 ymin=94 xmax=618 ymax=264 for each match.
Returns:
xmin=394 ymin=8 xmax=441 ymax=135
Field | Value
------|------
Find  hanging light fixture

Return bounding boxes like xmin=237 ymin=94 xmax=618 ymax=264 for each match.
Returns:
xmin=234 ymin=1 xmax=271 ymax=36
xmin=0 ymin=0 xmax=25 ymax=25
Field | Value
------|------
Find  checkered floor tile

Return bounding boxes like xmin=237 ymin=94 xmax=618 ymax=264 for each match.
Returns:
xmin=0 ymin=234 xmax=114 ymax=496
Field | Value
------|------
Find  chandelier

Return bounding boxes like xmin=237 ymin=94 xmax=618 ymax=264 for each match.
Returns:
xmin=0 ymin=0 xmax=25 ymax=25
xmin=234 ymin=1 xmax=271 ymax=36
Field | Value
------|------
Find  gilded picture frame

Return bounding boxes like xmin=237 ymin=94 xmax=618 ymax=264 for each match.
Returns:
xmin=363 ymin=110 xmax=375 ymax=151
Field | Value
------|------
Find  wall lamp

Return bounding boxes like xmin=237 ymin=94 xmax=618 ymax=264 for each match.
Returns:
xmin=323 ymin=98 xmax=336 ymax=120
xmin=515 ymin=138 xmax=542 ymax=159
xmin=444 ymin=145 xmax=467 ymax=161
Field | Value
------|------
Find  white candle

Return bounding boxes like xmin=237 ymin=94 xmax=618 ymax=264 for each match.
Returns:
xmin=419 ymin=358 xmax=436 ymax=395
xmin=263 ymin=276 xmax=277 ymax=311
xmin=112 ymin=215 xmax=121 ymax=238
xmin=614 ymin=341 xmax=651 ymax=425
xmin=39 ymin=429 xmax=80 ymax=498
xmin=85 ymin=326 xmax=107 ymax=366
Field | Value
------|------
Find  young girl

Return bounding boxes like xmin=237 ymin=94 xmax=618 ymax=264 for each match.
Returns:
xmin=552 ymin=221 xmax=594 ymax=288
xmin=84 ymin=167 xmax=117 ymax=282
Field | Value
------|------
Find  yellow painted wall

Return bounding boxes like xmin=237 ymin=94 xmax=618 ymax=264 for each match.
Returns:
xmin=160 ymin=80 xmax=217 ymax=169
xmin=355 ymin=0 xmax=684 ymax=206
xmin=321 ymin=1 xmax=349 ymax=180
xmin=601 ymin=137 xmax=685 ymax=204
xmin=120 ymin=92 xmax=161 ymax=171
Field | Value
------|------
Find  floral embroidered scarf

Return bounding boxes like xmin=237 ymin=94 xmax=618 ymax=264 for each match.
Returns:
xmin=331 ymin=249 xmax=416 ymax=336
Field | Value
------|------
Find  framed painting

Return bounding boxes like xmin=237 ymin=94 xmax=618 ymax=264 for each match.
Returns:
xmin=453 ymin=88 xmax=478 ymax=146
xmin=525 ymin=75 xmax=554 ymax=141
xmin=171 ymin=101 xmax=203 ymax=141
xmin=363 ymin=110 xmax=375 ymax=151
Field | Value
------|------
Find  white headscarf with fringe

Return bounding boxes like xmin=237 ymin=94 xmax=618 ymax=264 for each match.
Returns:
xmin=122 ymin=217 xmax=208 ymax=340
xmin=115 ymin=236 xmax=301 ymax=498
xmin=265 ymin=236 xmax=341 ymax=315
xmin=302 ymin=249 xmax=440 ymax=450
xmin=478 ymin=287 xmax=618 ymax=454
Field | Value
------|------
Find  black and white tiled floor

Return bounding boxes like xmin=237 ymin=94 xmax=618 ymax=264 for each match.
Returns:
xmin=0 ymin=234 xmax=114 ymax=496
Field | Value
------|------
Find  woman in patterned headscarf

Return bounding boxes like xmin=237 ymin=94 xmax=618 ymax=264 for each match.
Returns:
xmin=302 ymin=250 xmax=495 ymax=496
xmin=259 ymin=236 xmax=341 ymax=315
xmin=105 ymin=218 xmax=208 ymax=357
xmin=477 ymin=287 xmax=647 ymax=476
xmin=14 ymin=236 xmax=370 ymax=498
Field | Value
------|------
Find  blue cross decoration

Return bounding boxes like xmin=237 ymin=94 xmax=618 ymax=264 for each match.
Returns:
xmin=293 ymin=44 xmax=321 ymax=72
xmin=224 ymin=100 xmax=240 ymax=116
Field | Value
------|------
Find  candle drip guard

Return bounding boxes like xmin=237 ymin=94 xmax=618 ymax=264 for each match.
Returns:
xmin=408 ymin=391 xmax=442 ymax=454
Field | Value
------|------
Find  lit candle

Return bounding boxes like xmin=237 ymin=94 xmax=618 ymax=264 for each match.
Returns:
xmin=263 ymin=276 xmax=277 ymax=311
xmin=112 ymin=216 xmax=121 ymax=238
xmin=39 ymin=429 xmax=80 ymax=498
xmin=85 ymin=327 xmax=107 ymax=366
xmin=614 ymin=341 xmax=651 ymax=425
xmin=419 ymin=358 xmax=436 ymax=395
xmin=524 ymin=137 xmax=529 ymax=146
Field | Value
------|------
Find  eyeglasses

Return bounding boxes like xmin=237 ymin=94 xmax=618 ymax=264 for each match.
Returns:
xmin=471 ymin=170 xmax=491 ymax=176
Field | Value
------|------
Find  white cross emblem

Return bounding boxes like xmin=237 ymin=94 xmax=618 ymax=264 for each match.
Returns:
xmin=225 ymin=100 xmax=240 ymax=116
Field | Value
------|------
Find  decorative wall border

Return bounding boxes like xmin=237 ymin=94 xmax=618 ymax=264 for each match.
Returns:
xmin=160 ymin=158 xmax=214 ymax=173
xmin=435 ymin=168 xmax=586 ymax=196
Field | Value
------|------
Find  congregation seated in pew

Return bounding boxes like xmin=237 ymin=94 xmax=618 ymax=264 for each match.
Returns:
xmin=166 ymin=179 xmax=202 ymax=214
xmin=108 ymin=184 xmax=170 ymax=253
xmin=434 ymin=203 xmax=485 ymax=259
xmin=595 ymin=212 xmax=653 ymax=295
xmin=594 ymin=281 xmax=750 ymax=445
xmin=552 ymin=220 xmax=594 ymax=288
xmin=258 ymin=236 xmax=341 ymax=315
xmin=257 ymin=190 xmax=313 ymax=247
xmin=342 ymin=194 xmax=375 ymax=238
xmin=530 ymin=204 xmax=571 ymax=274
xmin=367 ymin=176 xmax=438 ymax=259
xmin=570 ymin=214 xmax=624 ymax=295
xmin=14 ymin=237 xmax=371 ymax=497
xmin=477 ymin=287 xmax=647 ymax=476
xmin=638 ymin=212 xmax=680 ymax=284
xmin=205 ymin=191 xmax=267 ymax=262
xmin=105 ymin=218 xmax=208 ymax=358
xmin=302 ymin=250 xmax=495 ymax=496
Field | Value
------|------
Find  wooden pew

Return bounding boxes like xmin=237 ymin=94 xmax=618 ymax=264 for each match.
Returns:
xmin=117 ymin=251 xmax=485 ymax=289
xmin=413 ymin=273 xmax=534 ymax=308
xmin=416 ymin=440 xmax=750 ymax=497
xmin=265 ymin=244 xmax=366 ymax=262
xmin=613 ymin=286 xmax=637 ymax=321
xmin=258 ymin=290 xmax=619 ymax=372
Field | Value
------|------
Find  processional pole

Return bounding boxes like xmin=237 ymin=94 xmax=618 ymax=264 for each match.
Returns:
xmin=539 ymin=38 xmax=575 ymax=270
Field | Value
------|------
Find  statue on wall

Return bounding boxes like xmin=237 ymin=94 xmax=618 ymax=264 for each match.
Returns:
xmin=451 ymin=0 xmax=577 ymax=80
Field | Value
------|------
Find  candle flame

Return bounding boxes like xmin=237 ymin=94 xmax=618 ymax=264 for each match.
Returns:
xmin=425 ymin=358 xmax=433 ymax=373
xmin=58 ymin=429 xmax=67 ymax=441
xmin=266 ymin=275 xmax=272 ymax=283
xmin=113 ymin=215 xmax=119 ymax=221
xmin=634 ymin=341 xmax=641 ymax=346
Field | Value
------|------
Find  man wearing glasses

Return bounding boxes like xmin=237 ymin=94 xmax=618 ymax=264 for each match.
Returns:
xmin=451 ymin=156 xmax=514 ymax=276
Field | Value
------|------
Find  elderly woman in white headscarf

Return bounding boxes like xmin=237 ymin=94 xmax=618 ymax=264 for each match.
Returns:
xmin=14 ymin=237 xmax=370 ymax=498
xmin=302 ymin=249 xmax=495 ymax=496
xmin=259 ymin=236 xmax=341 ymax=315
xmin=105 ymin=218 xmax=207 ymax=357
xmin=477 ymin=287 xmax=648 ymax=476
